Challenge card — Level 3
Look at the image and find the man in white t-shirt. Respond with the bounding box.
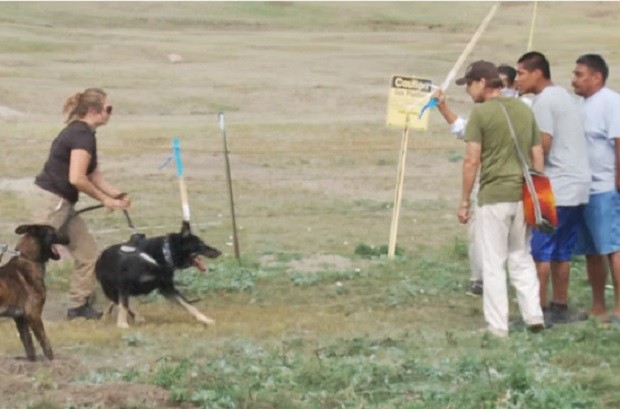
[571,54,620,325]
[516,52,591,324]
[497,64,534,107]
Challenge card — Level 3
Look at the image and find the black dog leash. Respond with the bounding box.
[75,205,139,236]
[57,204,105,239]
[73,191,131,217]
[122,209,137,235]
[60,192,135,237]
[114,193,141,238]
[74,203,105,215]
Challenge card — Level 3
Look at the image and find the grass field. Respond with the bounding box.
[1,2,620,408]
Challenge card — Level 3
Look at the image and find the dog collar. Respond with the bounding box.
[162,236,175,269]
[0,244,20,262]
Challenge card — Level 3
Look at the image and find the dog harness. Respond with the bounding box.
[117,235,175,269]
[162,235,175,269]
[119,245,159,267]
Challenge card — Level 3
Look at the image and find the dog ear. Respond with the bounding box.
[181,221,192,237]
[37,225,69,245]
[15,225,31,235]
[55,232,70,246]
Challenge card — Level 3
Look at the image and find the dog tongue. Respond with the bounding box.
[193,256,206,271]
[52,245,60,258]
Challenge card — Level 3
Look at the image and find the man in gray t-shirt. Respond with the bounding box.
[572,54,620,325]
[516,51,591,324]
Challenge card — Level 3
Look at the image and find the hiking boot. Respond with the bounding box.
[550,302,587,324]
[542,306,554,329]
[466,280,483,297]
[67,303,102,320]
[527,323,545,334]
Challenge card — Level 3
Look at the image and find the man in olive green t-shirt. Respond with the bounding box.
[455,60,546,337]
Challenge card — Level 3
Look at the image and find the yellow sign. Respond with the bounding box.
[386,75,433,131]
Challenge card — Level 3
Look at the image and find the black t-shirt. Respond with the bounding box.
[35,120,98,203]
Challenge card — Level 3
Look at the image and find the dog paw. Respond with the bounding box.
[117,322,130,329]
[198,316,216,326]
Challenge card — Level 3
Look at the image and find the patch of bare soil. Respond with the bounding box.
[0,355,173,409]
[259,253,354,272]
[287,254,353,273]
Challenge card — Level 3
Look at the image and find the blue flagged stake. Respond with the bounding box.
[158,138,185,173]
[158,154,173,170]
[418,97,438,119]
[173,138,184,177]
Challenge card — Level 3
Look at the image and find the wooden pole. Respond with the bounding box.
[219,113,241,261]
[526,1,538,51]
[388,121,410,259]
[439,3,500,93]
[173,138,191,222]
[418,3,500,119]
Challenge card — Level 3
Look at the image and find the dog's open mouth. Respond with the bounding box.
[192,254,206,271]
[50,244,61,260]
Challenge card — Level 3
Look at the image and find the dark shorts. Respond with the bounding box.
[531,205,585,262]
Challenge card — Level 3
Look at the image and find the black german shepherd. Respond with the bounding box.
[94,221,221,328]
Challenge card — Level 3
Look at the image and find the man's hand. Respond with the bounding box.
[457,203,470,224]
[433,89,447,109]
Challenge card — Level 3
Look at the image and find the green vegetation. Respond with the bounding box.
[37,242,618,408]
[45,247,619,409]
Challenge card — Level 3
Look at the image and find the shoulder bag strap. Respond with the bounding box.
[497,101,544,224]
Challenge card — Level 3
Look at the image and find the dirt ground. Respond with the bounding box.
[0,355,173,408]
[1,2,619,408]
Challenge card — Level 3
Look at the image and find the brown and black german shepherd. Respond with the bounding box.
[0,224,68,361]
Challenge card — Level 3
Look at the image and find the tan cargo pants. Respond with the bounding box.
[31,187,99,309]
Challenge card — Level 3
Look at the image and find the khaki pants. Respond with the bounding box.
[475,201,544,335]
[468,176,482,282]
[31,187,99,309]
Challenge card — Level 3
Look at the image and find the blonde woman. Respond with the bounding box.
[32,88,130,320]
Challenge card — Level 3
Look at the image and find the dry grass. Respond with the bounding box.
[1,2,619,407]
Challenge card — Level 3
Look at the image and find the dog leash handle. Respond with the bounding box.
[113,192,137,234]
[123,210,137,233]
